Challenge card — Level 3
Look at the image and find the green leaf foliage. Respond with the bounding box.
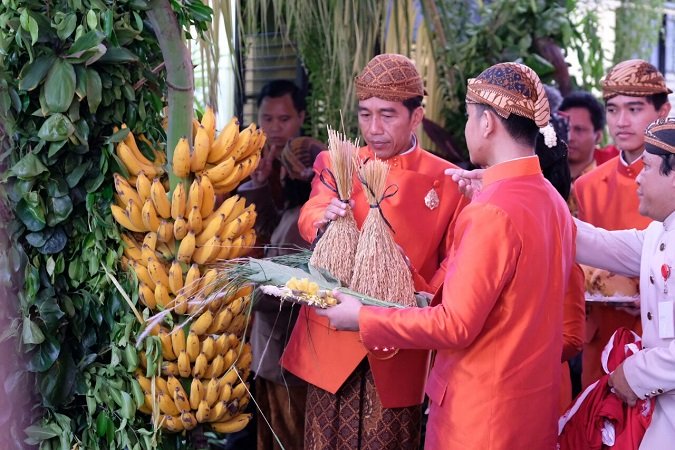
[0,0,175,448]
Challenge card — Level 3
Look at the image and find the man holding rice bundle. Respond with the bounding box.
[281,53,468,448]
[319,62,577,449]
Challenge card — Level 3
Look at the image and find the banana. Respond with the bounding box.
[159,329,177,360]
[173,388,191,413]
[219,382,232,403]
[174,293,188,315]
[220,215,244,242]
[177,350,191,378]
[206,354,225,379]
[201,156,236,184]
[157,219,173,243]
[221,367,239,386]
[140,243,156,264]
[227,234,246,260]
[212,162,243,190]
[227,314,247,336]
[201,336,216,361]
[142,232,157,251]
[238,395,250,412]
[172,137,191,178]
[161,361,180,377]
[203,195,241,230]
[227,296,245,317]
[147,257,170,287]
[190,377,203,410]
[168,261,184,295]
[141,199,161,232]
[186,179,202,214]
[173,216,188,241]
[156,239,175,261]
[191,236,221,265]
[183,264,201,296]
[133,262,155,290]
[122,242,142,262]
[200,106,216,145]
[229,126,254,161]
[111,204,144,233]
[114,173,143,207]
[192,352,208,378]
[176,230,196,263]
[158,392,180,416]
[236,129,264,162]
[154,375,168,394]
[210,400,228,422]
[180,411,198,430]
[191,125,210,173]
[208,117,239,164]
[187,205,203,234]
[117,141,161,178]
[121,124,149,163]
[191,309,213,335]
[196,213,225,247]
[161,414,185,432]
[210,413,251,433]
[171,182,187,220]
[238,152,261,180]
[154,282,170,309]
[236,345,252,372]
[223,348,236,370]
[186,331,200,362]
[135,171,152,203]
[216,238,233,260]
[195,400,210,423]
[199,269,218,297]
[199,175,216,218]
[214,334,230,356]
[205,377,220,407]
[207,308,233,335]
[151,178,172,219]
[136,373,152,394]
[231,382,248,402]
[240,228,256,256]
[170,327,186,356]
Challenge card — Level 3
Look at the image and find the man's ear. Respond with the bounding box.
[594,130,603,145]
[482,108,497,138]
[410,106,424,129]
[657,102,671,119]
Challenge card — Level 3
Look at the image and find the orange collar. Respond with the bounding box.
[616,155,643,179]
[483,156,542,187]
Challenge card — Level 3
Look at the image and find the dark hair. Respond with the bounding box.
[256,80,306,112]
[656,153,675,176]
[476,104,540,147]
[283,178,312,209]
[402,96,424,115]
[536,113,571,200]
[560,91,606,131]
[645,93,670,111]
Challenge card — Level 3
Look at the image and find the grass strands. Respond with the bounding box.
[350,159,416,306]
[309,126,360,285]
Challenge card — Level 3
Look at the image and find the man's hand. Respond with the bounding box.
[315,291,362,331]
[313,198,355,231]
[445,168,485,199]
[250,145,281,187]
[609,362,639,406]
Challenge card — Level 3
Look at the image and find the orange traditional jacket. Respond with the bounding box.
[281,143,467,408]
[359,157,576,449]
[574,155,651,387]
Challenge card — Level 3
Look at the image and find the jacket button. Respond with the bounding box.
[660,243,666,251]
[657,388,664,394]
[647,312,653,320]
[373,346,379,351]
[650,275,655,284]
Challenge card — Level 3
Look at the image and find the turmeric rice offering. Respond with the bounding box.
[258,277,338,308]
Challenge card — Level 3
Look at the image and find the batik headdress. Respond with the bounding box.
[355,53,426,102]
[602,59,672,100]
[466,62,556,147]
[644,117,675,156]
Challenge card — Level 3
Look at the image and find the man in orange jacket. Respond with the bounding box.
[281,54,467,449]
[318,62,576,449]
[574,59,671,388]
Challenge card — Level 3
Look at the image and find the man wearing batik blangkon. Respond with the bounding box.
[281,54,468,449]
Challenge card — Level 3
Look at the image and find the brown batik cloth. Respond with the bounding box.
[602,59,672,100]
[304,361,422,450]
[256,377,307,450]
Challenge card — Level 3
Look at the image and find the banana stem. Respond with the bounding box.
[146,0,194,193]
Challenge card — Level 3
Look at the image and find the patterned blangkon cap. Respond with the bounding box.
[644,117,675,156]
[355,54,426,102]
[466,62,550,128]
[602,59,672,100]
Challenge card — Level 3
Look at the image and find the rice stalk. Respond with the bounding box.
[309,127,360,285]
[350,159,416,306]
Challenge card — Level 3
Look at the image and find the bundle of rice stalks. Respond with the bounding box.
[350,159,416,306]
[309,126,360,285]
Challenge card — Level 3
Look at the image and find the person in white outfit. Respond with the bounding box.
[575,116,675,448]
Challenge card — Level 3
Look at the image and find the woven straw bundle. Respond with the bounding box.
[350,159,415,306]
[309,127,360,286]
